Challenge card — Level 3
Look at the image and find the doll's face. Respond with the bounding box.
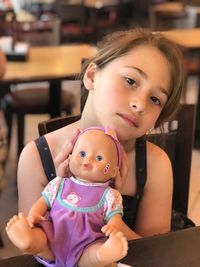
[69,130,119,183]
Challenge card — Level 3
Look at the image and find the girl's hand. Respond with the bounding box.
[55,128,81,177]
[114,147,128,190]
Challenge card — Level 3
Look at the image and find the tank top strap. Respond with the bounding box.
[135,136,147,196]
[122,137,147,229]
[35,136,56,182]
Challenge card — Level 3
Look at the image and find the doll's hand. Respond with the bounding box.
[101,224,119,237]
[27,213,46,227]
[55,129,81,177]
[114,147,128,190]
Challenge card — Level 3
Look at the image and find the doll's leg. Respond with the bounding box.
[78,232,128,267]
[6,212,54,261]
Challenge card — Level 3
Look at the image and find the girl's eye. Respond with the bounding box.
[79,151,86,157]
[150,96,161,106]
[96,155,103,161]
[125,77,136,87]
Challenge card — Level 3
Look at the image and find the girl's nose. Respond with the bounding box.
[129,99,146,114]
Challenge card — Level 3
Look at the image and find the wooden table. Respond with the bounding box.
[84,0,118,8]
[0,44,97,117]
[162,28,200,49]
[162,28,200,147]
[1,226,200,267]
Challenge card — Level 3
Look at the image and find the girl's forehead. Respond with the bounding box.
[102,45,168,70]
[122,45,165,61]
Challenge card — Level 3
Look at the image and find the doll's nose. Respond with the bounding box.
[82,160,92,168]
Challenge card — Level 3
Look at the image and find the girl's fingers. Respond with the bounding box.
[70,128,81,145]
[54,143,73,166]
[54,128,81,166]
[57,158,70,177]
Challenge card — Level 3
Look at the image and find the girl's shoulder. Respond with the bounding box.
[146,140,170,163]
[44,120,81,156]
[146,140,173,185]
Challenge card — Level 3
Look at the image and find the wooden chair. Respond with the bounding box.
[149,2,199,31]
[4,86,75,157]
[54,1,94,43]
[146,104,196,215]
[38,104,196,216]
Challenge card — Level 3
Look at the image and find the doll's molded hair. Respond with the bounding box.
[72,127,123,170]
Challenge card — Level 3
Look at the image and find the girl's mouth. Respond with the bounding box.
[117,113,139,128]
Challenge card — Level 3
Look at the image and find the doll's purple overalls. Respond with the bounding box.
[36,176,123,267]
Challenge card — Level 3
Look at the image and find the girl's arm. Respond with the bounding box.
[18,141,49,215]
[17,127,77,214]
[134,142,173,237]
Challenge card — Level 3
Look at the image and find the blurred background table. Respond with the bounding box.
[0,44,97,117]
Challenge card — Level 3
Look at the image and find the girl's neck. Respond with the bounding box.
[121,139,136,153]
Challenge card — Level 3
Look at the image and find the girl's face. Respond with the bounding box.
[84,45,171,142]
[69,130,119,183]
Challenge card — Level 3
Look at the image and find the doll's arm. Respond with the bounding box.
[27,196,48,226]
[102,187,124,236]
[101,214,124,236]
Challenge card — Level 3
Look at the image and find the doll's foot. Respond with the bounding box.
[6,212,36,253]
[97,232,128,265]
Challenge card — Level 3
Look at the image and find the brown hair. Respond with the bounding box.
[80,28,185,128]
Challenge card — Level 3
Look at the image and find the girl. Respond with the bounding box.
[17,28,184,250]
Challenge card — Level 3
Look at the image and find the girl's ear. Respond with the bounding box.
[83,63,97,90]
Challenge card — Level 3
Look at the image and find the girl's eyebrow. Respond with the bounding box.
[124,66,169,97]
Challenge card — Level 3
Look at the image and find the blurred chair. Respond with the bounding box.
[149,2,200,30]
[84,0,120,42]
[4,84,76,158]
[15,18,60,46]
[38,104,196,217]
[54,1,94,43]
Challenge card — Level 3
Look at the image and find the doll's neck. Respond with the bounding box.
[71,176,110,186]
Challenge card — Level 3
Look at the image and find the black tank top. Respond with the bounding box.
[35,136,147,230]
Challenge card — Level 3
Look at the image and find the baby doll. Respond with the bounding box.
[6,127,128,267]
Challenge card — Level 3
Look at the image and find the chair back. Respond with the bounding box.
[38,114,81,136]
[146,104,196,215]
[38,104,196,215]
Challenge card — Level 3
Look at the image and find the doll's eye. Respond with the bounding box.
[96,155,103,161]
[79,151,86,157]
